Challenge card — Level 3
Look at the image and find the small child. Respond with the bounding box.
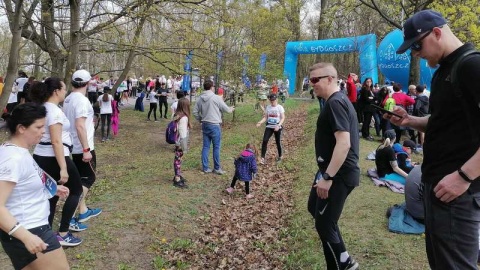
[226,143,258,199]
[173,145,187,188]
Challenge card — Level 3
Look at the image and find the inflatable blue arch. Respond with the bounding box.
[283,34,378,95]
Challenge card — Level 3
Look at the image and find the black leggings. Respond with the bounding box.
[100,113,111,138]
[230,175,250,194]
[261,127,283,158]
[33,155,83,232]
[148,103,157,120]
[158,97,168,117]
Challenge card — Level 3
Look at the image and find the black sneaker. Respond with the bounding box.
[180,176,187,183]
[343,257,359,270]
[173,180,187,188]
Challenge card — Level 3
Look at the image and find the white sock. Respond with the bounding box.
[340,251,349,263]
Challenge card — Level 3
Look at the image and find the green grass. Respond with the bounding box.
[0,97,431,269]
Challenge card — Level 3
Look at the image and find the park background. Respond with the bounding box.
[0,0,480,269]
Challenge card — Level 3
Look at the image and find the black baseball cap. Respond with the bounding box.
[269,94,277,100]
[396,10,447,54]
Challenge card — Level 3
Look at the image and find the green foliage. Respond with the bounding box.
[430,1,480,47]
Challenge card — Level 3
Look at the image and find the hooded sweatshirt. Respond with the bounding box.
[193,90,232,124]
[234,149,258,181]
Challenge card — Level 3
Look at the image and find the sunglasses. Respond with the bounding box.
[410,30,432,51]
[309,75,331,84]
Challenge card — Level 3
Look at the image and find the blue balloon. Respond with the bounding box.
[378,29,437,91]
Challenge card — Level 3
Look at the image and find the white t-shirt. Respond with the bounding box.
[34,102,72,157]
[15,77,28,92]
[171,100,178,113]
[97,94,113,114]
[265,104,285,129]
[149,92,158,103]
[8,92,17,103]
[167,79,173,89]
[63,91,95,154]
[0,144,50,229]
[88,80,98,93]
[177,116,188,139]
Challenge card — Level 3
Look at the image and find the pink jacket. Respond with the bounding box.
[392,92,415,107]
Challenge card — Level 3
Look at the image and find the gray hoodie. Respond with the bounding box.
[193,90,232,124]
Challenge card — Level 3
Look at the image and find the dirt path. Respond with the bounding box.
[161,108,309,269]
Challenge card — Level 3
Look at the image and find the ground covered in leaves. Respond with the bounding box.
[160,109,308,269]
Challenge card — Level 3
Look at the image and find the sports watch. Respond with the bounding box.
[322,173,333,181]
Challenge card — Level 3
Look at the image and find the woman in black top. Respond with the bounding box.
[359,78,377,140]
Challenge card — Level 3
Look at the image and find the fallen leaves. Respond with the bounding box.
[161,108,309,269]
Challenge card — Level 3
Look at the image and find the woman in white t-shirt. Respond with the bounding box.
[97,88,114,142]
[30,78,84,247]
[0,103,70,270]
[256,94,285,164]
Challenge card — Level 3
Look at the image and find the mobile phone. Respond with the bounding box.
[369,104,403,118]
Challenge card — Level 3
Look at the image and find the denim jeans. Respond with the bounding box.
[201,123,222,171]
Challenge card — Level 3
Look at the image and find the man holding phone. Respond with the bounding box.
[391,10,480,269]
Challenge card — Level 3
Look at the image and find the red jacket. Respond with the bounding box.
[346,75,357,103]
[392,92,415,107]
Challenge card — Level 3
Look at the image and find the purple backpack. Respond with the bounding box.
[165,120,178,144]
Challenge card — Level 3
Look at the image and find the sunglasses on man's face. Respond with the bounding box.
[309,75,331,84]
[410,30,432,51]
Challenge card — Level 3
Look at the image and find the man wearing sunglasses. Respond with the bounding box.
[307,63,360,270]
[393,10,480,269]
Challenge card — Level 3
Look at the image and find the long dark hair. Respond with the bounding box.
[175,98,191,128]
[29,77,63,103]
[102,88,111,102]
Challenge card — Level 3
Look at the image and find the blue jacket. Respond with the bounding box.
[234,149,257,181]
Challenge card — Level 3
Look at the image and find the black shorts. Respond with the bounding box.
[72,150,97,189]
[0,224,61,270]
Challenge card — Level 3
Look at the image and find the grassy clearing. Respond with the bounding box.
[283,102,429,270]
[0,96,431,269]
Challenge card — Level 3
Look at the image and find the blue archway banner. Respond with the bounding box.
[283,34,378,95]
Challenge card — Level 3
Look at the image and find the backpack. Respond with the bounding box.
[165,120,178,144]
[449,49,480,143]
[383,93,396,111]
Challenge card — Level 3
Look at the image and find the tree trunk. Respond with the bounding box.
[315,0,328,63]
[64,0,81,89]
[0,0,24,112]
[409,53,420,86]
[111,3,149,92]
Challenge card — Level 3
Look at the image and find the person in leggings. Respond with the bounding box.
[97,88,114,142]
[29,78,83,247]
[147,89,158,121]
[256,94,285,164]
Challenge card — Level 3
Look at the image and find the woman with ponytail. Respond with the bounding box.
[375,129,409,185]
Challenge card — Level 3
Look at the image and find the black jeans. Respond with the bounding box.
[261,127,282,158]
[158,97,168,118]
[361,111,373,138]
[148,103,157,120]
[100,113,111,139]
[424,182,480,270]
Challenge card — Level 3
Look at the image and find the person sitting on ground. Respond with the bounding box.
[225,143,258,199]
[375,129,409,185]
[392,140,416,174]
[404,165,424,224]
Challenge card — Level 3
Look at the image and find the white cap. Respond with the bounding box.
[72,69,91,84]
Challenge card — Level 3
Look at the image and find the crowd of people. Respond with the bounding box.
[1,9,480,270]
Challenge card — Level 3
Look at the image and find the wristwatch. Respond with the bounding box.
[458,168,478,183]
[83,148,91,153]
[322,173,333,181]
